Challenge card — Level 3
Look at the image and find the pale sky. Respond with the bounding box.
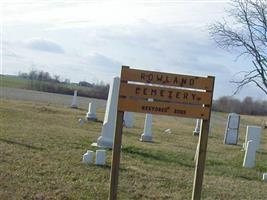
[1,0,266,100]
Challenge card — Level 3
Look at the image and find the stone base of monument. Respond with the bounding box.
[86,112,97,121]
[193,130,200,136]
[140,134,153,142]
[91,136,113,149]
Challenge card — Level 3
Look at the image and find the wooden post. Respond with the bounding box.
[109,111,124,200]
[192,119,210,200]
[192,76,214,200]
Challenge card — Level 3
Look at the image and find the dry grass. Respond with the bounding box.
[0,97,267,200]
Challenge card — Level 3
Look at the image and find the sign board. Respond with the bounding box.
[109,66,215,200]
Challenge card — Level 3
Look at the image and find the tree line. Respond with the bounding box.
[18,70,109,99]
[18,70,266,115]
[213,96,267,116]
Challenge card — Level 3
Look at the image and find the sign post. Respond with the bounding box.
[108,66,215,200]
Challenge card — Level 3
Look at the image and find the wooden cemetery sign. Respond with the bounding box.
[109,66,215,200]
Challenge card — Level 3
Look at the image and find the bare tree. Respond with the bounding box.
[210,0,267,95]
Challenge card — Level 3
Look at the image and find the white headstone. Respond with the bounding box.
[243,140,257,168]
[244,126,262,151]
[193,119,201,136]
[95,150,106,165]
[92,77,120,148]
[82,150,94,164]
[263,173,267,181]
[123,112,134,128]
[140,113,153,142]
[86,101,97,120]
[71,90,78,108]
[224,113,240,145]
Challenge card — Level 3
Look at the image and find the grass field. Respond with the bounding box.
[0,75,29,89]
[1,95,267,199]
[0,75,81,90]
[0,75,107,99]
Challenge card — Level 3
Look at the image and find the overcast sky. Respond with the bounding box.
[1,0,266,100]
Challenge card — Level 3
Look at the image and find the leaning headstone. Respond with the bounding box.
[243,140,257,168]
[140,113,153,142]
[95,150,106,165]
[92,77,120,148]
[71,90,78,108]
[123,112,134,128]
[244,126,262,151]
[82,150,94,164]
[193,119,201,136]
[224,113,240,145]
[86,101,97,120]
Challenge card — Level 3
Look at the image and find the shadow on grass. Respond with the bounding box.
[258,150,267,155]
[87,119,103,124]
[0,138,46,151]
[122,146,194,168]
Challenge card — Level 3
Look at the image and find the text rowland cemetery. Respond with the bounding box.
[1,1,267,200]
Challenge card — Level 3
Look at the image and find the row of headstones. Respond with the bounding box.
[70,81,153,147]
[92,77,153,148]
[71,78,153,165]
[72,77,266,180]
[82,150,106,165]
[194,113,263,169]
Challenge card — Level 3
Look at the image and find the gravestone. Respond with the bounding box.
[86,101,97,120]
[244,126,262,151]
[123,112,134,128]
[71,90,78,108]
[243,140,256,168]
[193,119,201,136]
[140,113,153,142]
[224,113,240,145]
[92,77,120,148]
[95,150,106,165]
[82,150,94,164]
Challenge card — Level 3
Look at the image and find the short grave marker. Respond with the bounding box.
[95,150,106,165]
[140,113,153,142]
[82,150,94,164]
[123,112,134,128]
[86,101,97,120]
[193,119,201,136]
[71,90,78,108]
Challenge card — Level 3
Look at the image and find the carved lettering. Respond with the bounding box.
[135,87,141,94]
